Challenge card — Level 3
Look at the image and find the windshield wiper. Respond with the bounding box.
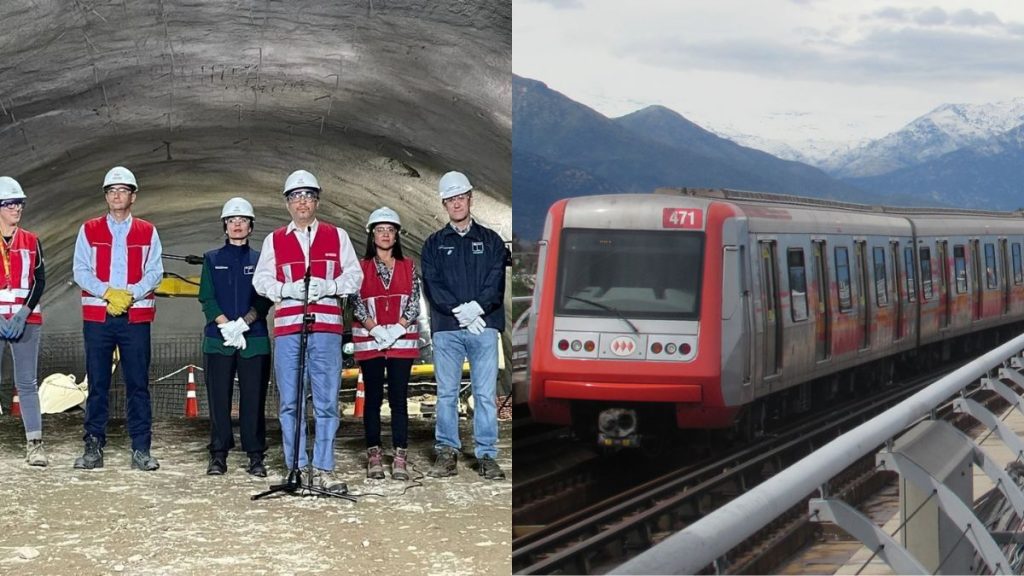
[565,295,640,335]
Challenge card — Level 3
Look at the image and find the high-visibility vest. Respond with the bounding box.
[0,228,42,324]
[80,216,157,323]
[352,258,419,361]
[272,223,345,336]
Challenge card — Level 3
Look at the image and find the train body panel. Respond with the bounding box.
[527,189,1024,442]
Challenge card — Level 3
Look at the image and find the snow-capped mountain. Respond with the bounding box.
[824,98,1024,178]
[717,129,867,167]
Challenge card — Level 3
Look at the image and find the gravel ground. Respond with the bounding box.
[0,412,511,575]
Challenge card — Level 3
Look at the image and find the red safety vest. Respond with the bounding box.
[80,216,157,323]
[0,229,42,324]
[272,223,345,336]
[353,258,419,361]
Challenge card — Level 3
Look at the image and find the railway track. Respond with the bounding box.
[511,371,956,575]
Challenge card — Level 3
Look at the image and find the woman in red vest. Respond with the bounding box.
[351,207,420,480]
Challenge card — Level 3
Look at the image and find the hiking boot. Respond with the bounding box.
[73,435,104,470]
[131,450,160,471]
[477,456,506,480]
[427,447,458,478]
[392,447,410,481]
[246,453,268,478]
[26,439,48,467]
[366,446,385,480]
[206,453,227,476]
[310,468,348,495]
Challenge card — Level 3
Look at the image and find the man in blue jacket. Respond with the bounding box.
[421,171,506,480]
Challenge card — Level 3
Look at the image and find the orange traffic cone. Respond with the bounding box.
[184,365,199,418]
[354,368,365,418]
[11,392,21,417]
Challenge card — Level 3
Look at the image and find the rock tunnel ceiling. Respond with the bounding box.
[0,0,511,330]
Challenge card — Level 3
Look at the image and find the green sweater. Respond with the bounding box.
[198,257,272,357]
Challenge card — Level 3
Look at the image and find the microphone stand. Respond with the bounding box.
[253,225,355,502]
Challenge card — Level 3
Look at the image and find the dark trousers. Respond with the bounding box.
[358,356,414,449]
[83,317,152,452]
[204,352,270,456]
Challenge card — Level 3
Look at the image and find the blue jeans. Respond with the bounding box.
[83,317,153,452]
[433,328,499,459]
[274,332,341,470]
[2,324,42,440]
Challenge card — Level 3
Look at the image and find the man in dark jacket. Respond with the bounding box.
[421,171,506,480]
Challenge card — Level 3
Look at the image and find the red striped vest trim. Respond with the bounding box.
[353,257,419,360]
[80,216,157,323]
[0,229,42,324]
[272,223,345,336]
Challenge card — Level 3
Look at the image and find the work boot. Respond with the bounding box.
[427,447,458,478]
[392,447,410,481]
[366,446,385,480]
[206,453,227,476]
[26,439,48,467]
[73,435,104,470]
[311,468,349,495]
[477,456,506,480]
[246,453,268,478]
[131,450,160,471]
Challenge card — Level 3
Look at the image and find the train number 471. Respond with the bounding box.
[663,208,704,229]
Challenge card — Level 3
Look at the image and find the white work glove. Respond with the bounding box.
[452,301,484,327]
[466,316,486,335]
[280,281,307,301]
[229,332,248,350]
[369,325,390,347]
[386,323,408,343]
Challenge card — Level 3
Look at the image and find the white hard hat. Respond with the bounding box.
[438,171,472,200]
[282,170,321,196]
[221,197,255,220]
[366,206,401,232]
[0,176,26,201]
[103,166,137,191]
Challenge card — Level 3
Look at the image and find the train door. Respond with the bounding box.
[972,240,982,320]
[855,241,870,350]
[938,241,951,329]
[759,241,781,377]
[813,240,830,362]
[891,241,903,341]
[1000,239,1010,314]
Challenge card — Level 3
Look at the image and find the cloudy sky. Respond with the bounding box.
[514,0,1024,151]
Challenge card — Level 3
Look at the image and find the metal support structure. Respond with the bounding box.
[808,498,927,574]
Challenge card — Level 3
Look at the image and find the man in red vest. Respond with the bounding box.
[253,169,363,494]
[72,166,164,471]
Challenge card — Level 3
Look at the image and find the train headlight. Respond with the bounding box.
[571,340,583,352]
[665,343,678,354]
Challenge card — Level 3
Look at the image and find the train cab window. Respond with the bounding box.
[985,243,998,289]
[872,246,888,306]
[904,247,917,303]
[555,228,704,320]
[835,246,853,312]
[954,245,968,293]
[1013,243,1023,285]
[787,248,808,322]
[919,246,933,300]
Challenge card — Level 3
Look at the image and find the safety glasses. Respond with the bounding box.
[286,189,319,203]
[0,199,25,210]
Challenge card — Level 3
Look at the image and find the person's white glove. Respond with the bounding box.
[229,332,248,350]
[280,281,307,301]
[369,325,389,346]
[386,323,408,343]
[453,301,484,327]
[466,316,486,335]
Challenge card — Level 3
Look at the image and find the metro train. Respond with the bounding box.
[526,188,1024,445]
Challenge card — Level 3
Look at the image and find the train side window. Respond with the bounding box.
[835,246,853,312]
[919,246,933,301]
[904,247,917,302]
[787,248,808,322]
[985,242,998,289]
[873,246,888,306]
[954,245,968,293]
[1013,243,1023,285]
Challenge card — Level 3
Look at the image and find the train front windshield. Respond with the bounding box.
[555,228,704,320]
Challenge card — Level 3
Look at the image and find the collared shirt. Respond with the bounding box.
[352,257,421,324]
[252,218,363,302]
[72,213,164,300]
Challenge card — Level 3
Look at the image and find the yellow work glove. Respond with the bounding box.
[103,287,133,316]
